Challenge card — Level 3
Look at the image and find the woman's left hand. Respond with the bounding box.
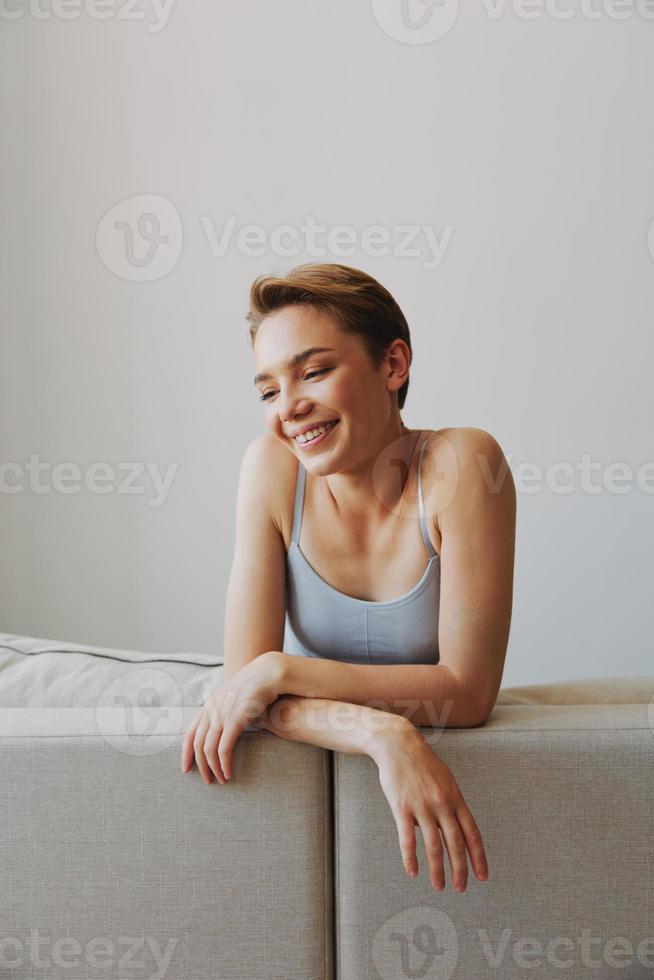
[181,651,284,784]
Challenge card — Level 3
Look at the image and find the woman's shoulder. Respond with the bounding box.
[254,432,300,482]
[420,426,505,467]
[242,433,299,539]
[417,426,506,531]
[421,425,500,446]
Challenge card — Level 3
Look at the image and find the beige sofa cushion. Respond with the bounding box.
[497,675,654,704]
[0,632,224,708]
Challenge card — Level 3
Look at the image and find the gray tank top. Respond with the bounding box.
[283,439,441,665]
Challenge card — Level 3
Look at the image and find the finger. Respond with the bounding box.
[394,810,418,878]
[203,726,226,785]
[181,708,205,772]
[416,815,445,891]
[218,723,241,781]
[456,803,489,881]
[193,714,214,784]
[204,691,221,728]
[438,814,470,892]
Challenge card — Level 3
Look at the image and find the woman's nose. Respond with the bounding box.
[278,390,311,422]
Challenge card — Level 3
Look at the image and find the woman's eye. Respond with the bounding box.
[259,368,331,402]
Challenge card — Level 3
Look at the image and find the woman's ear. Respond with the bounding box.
[386,339,411,391]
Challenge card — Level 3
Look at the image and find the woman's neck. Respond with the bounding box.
[321,424,423,527]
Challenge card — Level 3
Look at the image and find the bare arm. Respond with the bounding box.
[256,692,415,754]
[274,659,485,728]
[255,693,490,892]
[221,435,288,676]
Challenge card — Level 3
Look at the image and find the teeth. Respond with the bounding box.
[295,420,337,444]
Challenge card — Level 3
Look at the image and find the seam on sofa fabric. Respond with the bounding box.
[0,643,223,668]
[420,725,653,732]
[3,726,652,741]
[324,749,335,980]
[333,751,340,980]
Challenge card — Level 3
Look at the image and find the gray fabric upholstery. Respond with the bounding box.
[3,631,653,980]
[334,703,654,980]
[0,632,223,708]
[0,634,332,980]
[497,675,654,705]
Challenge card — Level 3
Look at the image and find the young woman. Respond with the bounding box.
[182,263,516,894]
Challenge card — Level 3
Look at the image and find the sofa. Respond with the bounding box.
[1,631,652,980]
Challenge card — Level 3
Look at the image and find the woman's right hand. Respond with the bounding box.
[370,722,489,892]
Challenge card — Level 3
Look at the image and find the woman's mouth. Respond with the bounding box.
[293,419,339,450]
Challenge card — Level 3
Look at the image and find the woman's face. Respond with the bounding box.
[253,304,405,470]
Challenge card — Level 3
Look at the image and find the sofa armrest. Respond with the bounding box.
[0,708,334,980]
[334,702,654,980]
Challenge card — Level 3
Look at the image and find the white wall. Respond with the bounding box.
[1,0,652,685]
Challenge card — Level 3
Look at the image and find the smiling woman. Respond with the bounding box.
[182,262,516,894]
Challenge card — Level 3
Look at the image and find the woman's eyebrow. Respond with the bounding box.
[253,347,336,386]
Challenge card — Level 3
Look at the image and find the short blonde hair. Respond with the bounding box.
[246,263,412,410]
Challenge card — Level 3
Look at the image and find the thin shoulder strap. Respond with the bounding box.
[290,461,307,545]
[417,439,438,559]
